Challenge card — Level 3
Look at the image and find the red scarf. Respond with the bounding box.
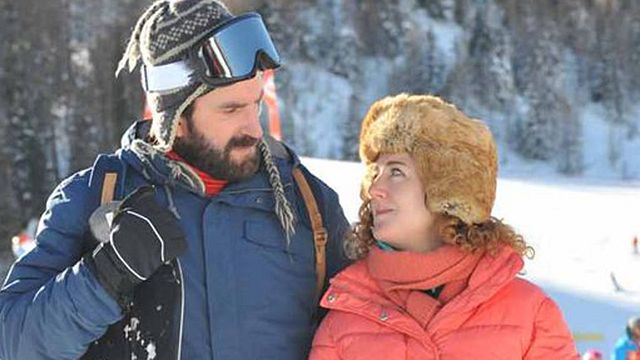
[367,245,482,328]
[166,151,227,196]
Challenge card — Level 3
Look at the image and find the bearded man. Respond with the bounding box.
[0,1,350,359]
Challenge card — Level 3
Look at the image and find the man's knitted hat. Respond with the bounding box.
[116,0,233,152]
[359,94,498,225]
[116,0,296,241]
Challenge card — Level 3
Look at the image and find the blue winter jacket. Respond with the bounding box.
[612,334,639,360]
[0,121,350,359]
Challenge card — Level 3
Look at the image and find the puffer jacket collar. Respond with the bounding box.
[320,247,524,339]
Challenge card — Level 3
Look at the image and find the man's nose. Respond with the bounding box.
[244,104,264,139]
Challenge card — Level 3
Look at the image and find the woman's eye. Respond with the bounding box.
[390,168,404,176]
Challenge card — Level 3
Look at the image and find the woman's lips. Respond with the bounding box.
[374,208,393,217]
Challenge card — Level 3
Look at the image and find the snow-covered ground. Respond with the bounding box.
[302,156,640,357]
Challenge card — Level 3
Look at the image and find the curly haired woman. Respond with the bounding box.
[310,94,578,360]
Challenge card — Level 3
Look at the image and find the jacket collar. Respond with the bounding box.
[321,247,524,337]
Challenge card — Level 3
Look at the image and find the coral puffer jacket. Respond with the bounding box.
[310,248,578,360]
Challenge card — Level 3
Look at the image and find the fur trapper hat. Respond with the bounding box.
[116,0,232,152]
[359,94,498,225]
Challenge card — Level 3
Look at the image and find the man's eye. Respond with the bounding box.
[222,107,239,114]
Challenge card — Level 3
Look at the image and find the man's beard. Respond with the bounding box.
[173,128,261,182]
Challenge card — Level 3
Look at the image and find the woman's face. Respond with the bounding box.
[368,153,441,252]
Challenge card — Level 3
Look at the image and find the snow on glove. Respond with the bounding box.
[85,186,187,308]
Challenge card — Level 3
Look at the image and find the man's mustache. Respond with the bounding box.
[227,135,259,149]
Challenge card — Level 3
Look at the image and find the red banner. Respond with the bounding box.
[263,69,282,140]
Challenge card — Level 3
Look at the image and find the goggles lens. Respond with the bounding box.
[201,13,280,81]
[141,13,280,92]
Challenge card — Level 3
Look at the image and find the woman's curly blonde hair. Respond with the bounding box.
[344,199,535,261]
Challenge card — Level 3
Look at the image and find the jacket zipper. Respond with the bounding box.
[176,259,185,360]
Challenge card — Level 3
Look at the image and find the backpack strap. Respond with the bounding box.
[263,136,328,300]
[88,154,127,205]
[292,167,327,301]
[100,172,118,205]
[83,154,126,254]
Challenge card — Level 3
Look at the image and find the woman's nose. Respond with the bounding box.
[368,177,387,199]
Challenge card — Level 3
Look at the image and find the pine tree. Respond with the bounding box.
[393,28,446,95]
[466,4,515,112]
[512,12,564,162]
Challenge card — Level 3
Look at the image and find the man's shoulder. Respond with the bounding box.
[51,166,95,200]
[49,152,126,204]
[264,135,292,162]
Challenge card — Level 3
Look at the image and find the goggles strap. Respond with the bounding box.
[141,61,194,93]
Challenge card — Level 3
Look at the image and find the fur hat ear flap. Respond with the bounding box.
[359,94,498,225]
[359,98,390,162]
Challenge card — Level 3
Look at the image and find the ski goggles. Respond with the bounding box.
[141,13,280,92]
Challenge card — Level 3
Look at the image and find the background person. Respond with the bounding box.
[612,317,640,360]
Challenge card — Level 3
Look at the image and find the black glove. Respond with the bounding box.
[85,186,187,307]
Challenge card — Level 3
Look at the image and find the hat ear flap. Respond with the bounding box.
[359,101,383,163]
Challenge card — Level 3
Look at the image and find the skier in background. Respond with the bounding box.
[9,218,37,259]
[613,317,640,360]
[582,349,603,360]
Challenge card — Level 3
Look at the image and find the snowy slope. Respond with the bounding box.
[302,156,640,357]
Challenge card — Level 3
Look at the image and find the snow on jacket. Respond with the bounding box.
[310,247,578,360]
[0,121,350,360]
